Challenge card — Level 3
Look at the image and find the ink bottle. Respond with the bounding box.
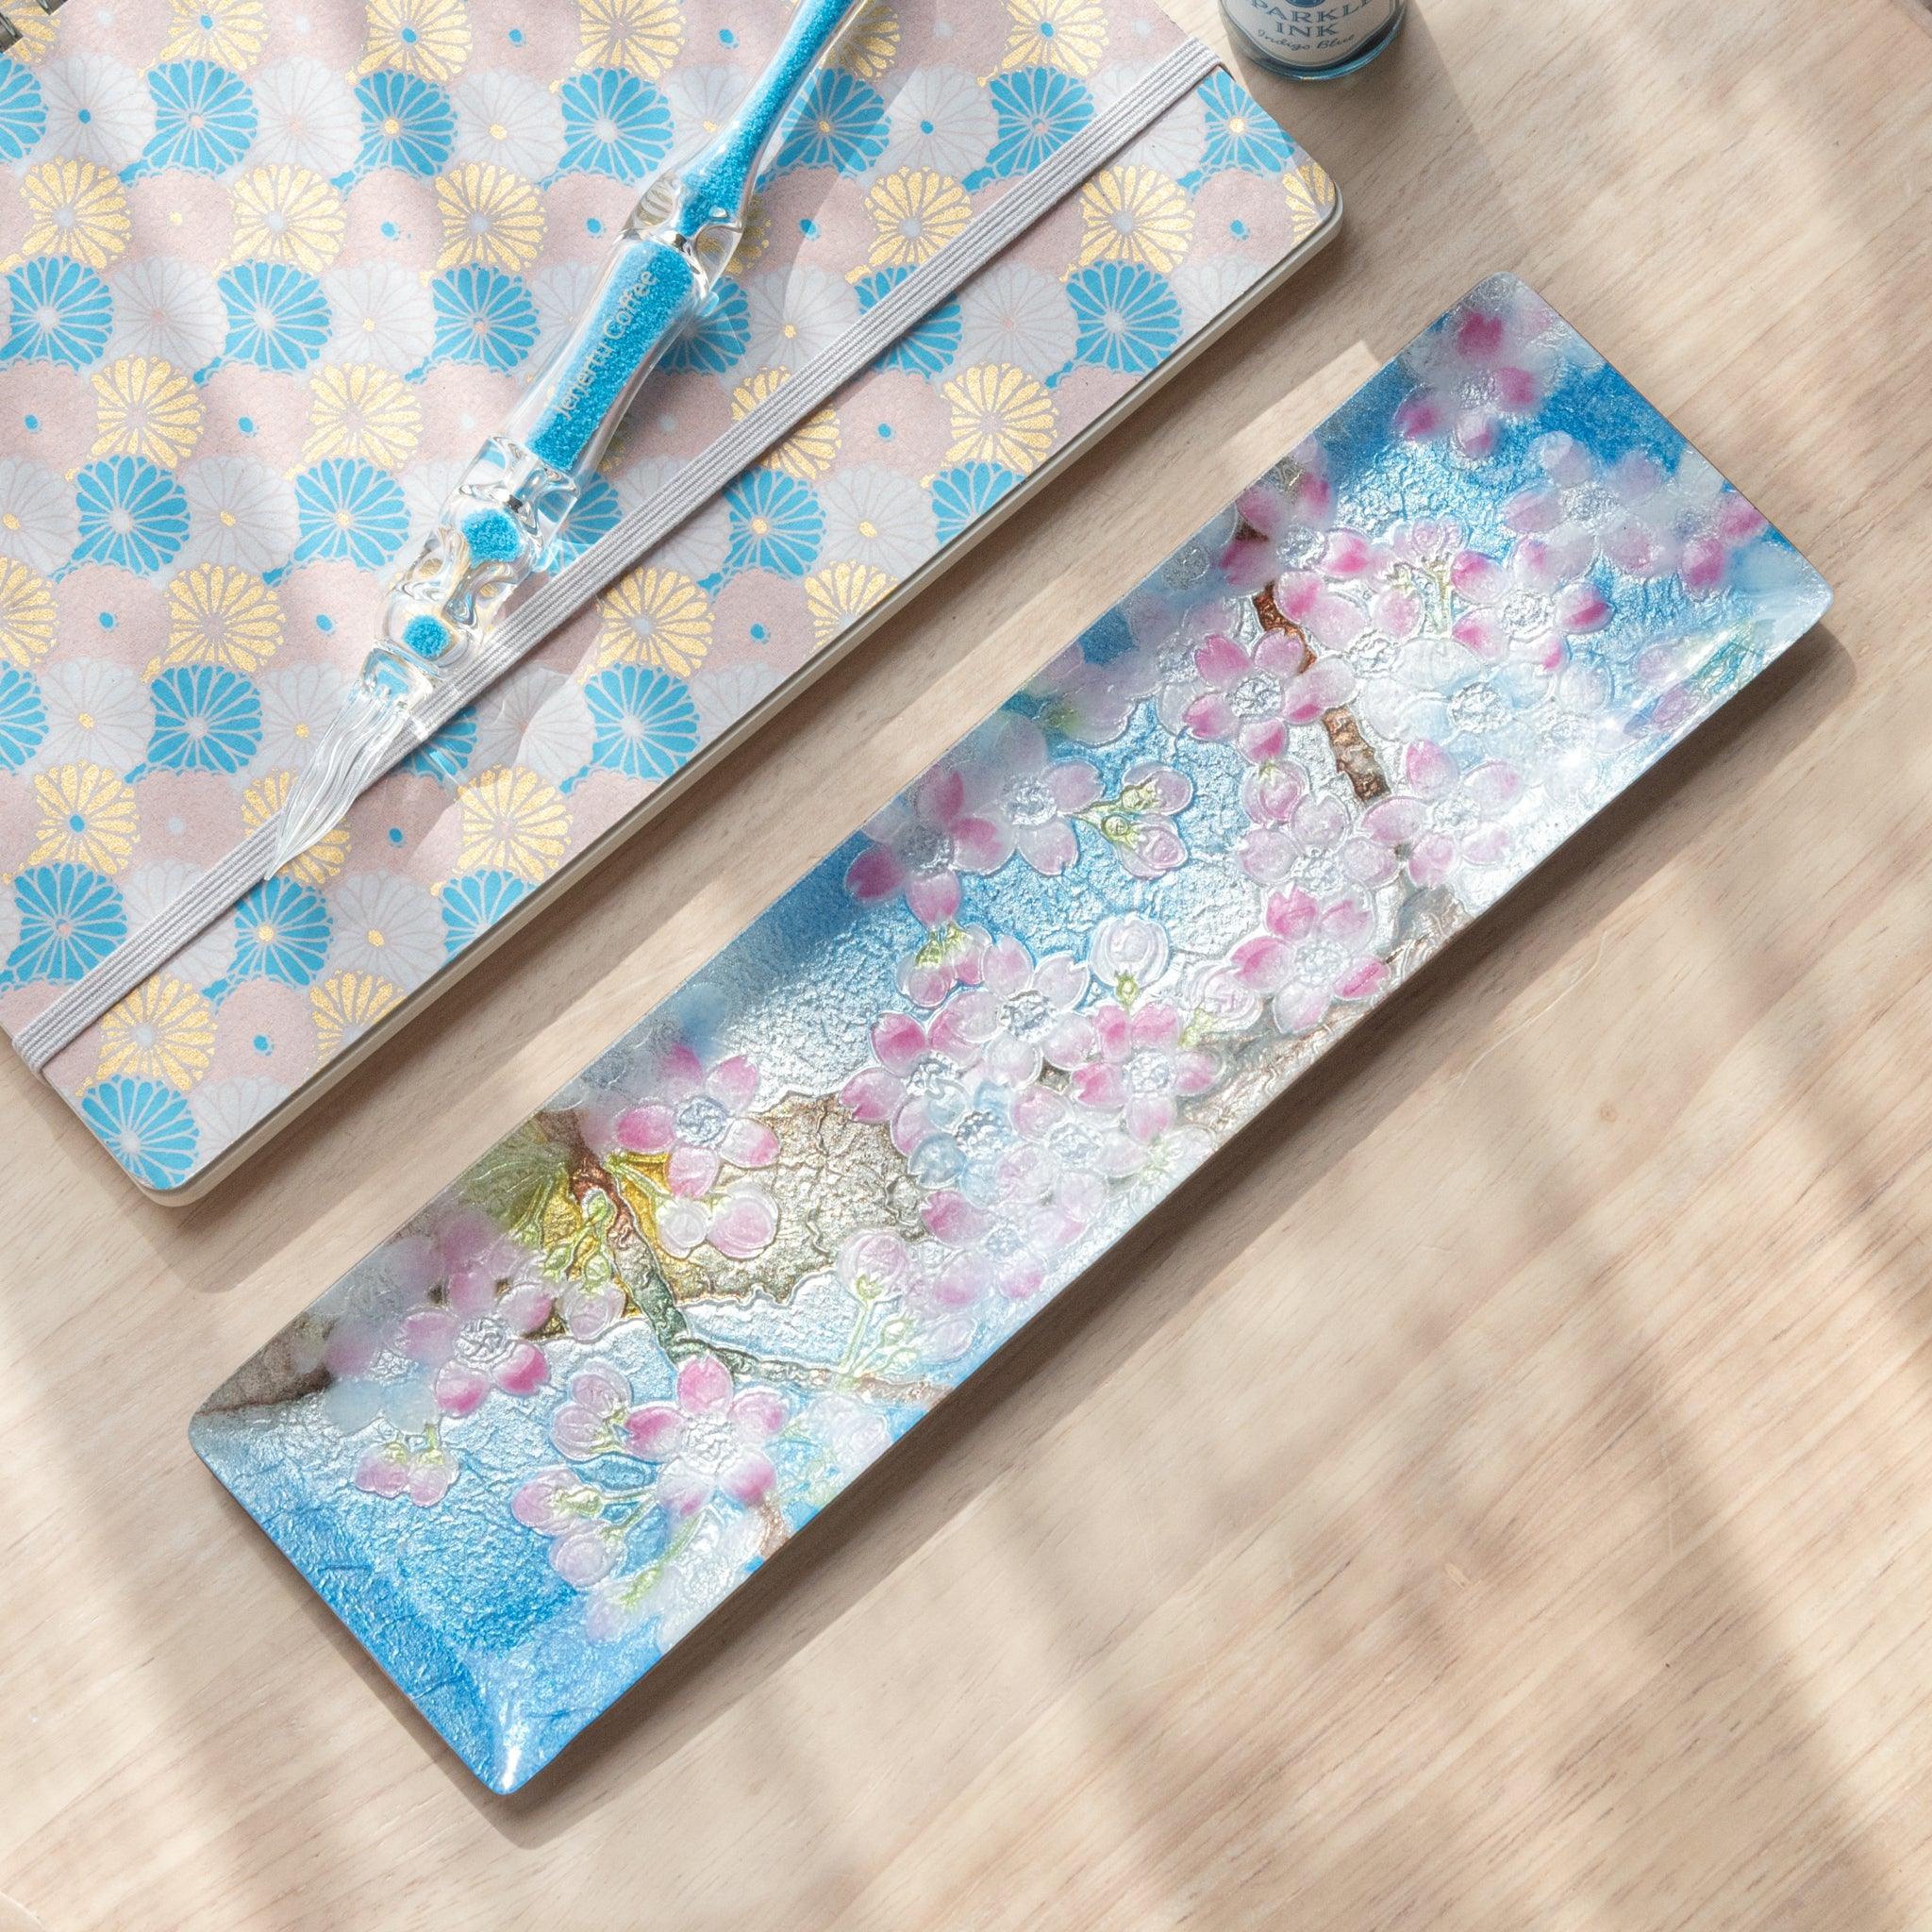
[1222,0,1407,78]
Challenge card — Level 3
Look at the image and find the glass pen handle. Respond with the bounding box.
[269,229,704,868]
[272,0,864,866]
[340,0,865,719]
[670,0,866,240]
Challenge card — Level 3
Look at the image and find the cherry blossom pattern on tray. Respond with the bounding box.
[192,275,1831,1792]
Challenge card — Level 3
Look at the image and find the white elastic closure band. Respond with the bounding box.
[17,38,1218,1073]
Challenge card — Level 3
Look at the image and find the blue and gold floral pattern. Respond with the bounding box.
[79,1074,197,1187]
[773,68,889,176]
[0,58,44,162]
[223,874,332,990]
[1067,258,1183,372]
[0,663,47,770]
[556,68,674,181]
[982,65,1092,183]
[0,0,1337,1191]
[584,661,700,781]
[355,67,455,176]
[3,254,112,364]
[142,59,258,175]
[291,458,409,571]
[142,663,261,774]
[218,260,332,372]
[427,262,538,369]
[71,457,191,574]
[438,865,525,953]
[1,861,125,984]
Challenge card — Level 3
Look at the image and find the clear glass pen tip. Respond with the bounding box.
[271,681,408,872]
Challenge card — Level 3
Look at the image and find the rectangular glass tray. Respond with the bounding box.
[193,275,1831,1790]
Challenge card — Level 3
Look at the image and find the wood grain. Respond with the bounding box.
[5,1,1931,1925]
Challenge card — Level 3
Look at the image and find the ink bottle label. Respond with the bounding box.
[1222,0,1407,78]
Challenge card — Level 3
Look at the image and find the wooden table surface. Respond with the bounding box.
[7,2,1932,1925]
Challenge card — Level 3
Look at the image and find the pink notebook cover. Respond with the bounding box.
[0,0,1338,1193]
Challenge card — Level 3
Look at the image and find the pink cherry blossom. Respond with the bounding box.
[1181,625,1357,765]
[1607,450,1771,599]
[400,1269,552,1418]
[1448,536,1609,670]
[558,1273,627,1344]
[1507,440,1772,599]
[841,1008,974,1154]
[892,1239,983,1361]
[983,1117,1117,1214]
[1235,756,1310,879]
[1361,740,1524,889]
[897,1066,1041,1209]
[1527,660,1622,807]
[1379,518,1465,577]
[897,920,989,1008]
[1111,1120,1216,1212]
[1671,490,1769,598]
[593,1046,782,1264]
[818,1225,975,1361]
[513,1465,608,1533]
[1133,581,1260,731]
[1231,886,1391,1034]
[929,936,1093,1086]
[319,1267,440,1437]
[1237,758,1394,892]
[1504,431,1678,577]
[1393,282,1561,459]
[1004,1077,1215,1206]
[1337,559,1497,750]
[1066,997,1219,1142]
[607,1045,779,1199]
[622,1355,789,1518]
[549,1524,629,1589]
[1357,558,1434,659]
[1092,760,1191,878]
[1027,639,1161,744]
[974,713,1103,875]
[549,1362,636,1461]
[656,1179,779,1262]
[1185,957,1266,1036]
[1007,1080,1145,1185]
[1216,438,1378,595]
[1087,912,1170,997]
[386,1203,533,1306]
[1273,566,1372,656]
[512,1467,624,1585]
[582,1508,765,1644]
[796,1392,892,1484]
[920,1180,1100,1307]
[355,1435,457,1507]
[830,1227,914,1299]
[845,759,1013,925]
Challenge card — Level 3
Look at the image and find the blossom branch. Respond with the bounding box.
[1244,531,1389,803]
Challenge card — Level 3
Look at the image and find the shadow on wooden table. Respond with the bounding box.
[218,626,1881,1925]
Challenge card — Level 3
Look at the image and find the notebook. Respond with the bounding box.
[0,0,1340,1193]
[193,275,1832,1790]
